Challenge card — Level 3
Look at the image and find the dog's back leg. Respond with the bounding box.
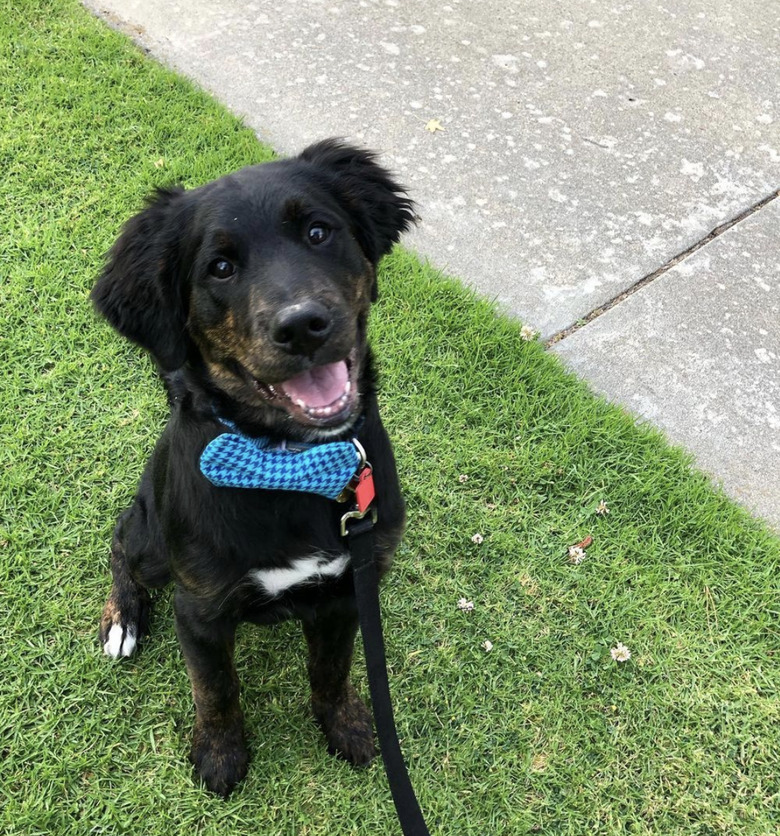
[100,492,170,659]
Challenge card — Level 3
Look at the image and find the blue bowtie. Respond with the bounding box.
[199,430,362,500]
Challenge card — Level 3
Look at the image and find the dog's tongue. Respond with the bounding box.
[279,360,349,408]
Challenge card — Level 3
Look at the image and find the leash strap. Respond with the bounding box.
[347,517,431,836]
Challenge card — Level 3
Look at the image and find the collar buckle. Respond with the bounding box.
[338,438,378,535]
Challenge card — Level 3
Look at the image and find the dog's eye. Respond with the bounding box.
[208,258,235,279]
[307,224,331,246]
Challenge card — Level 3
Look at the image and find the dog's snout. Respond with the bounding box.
[270,302,333,355]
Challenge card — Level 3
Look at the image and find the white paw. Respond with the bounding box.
[103,623,137,659]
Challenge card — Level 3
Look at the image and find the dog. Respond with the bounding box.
[92,140,415,796]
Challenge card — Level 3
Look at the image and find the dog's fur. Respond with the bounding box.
[92,140,414,796]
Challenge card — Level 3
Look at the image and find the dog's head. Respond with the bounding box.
[92,140,414,437]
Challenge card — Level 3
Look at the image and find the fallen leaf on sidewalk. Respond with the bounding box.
[425,119,445,133]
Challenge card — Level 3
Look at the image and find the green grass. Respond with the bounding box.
[2,2,779,834]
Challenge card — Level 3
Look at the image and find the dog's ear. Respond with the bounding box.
[91,187,191,371]
[299,140,416,294]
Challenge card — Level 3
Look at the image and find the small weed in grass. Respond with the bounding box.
[2,2,779,835]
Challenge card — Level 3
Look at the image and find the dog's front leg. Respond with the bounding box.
[302,602,376,766]
[174,588,248,797]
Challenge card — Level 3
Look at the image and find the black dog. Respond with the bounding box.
[92,140,415,796]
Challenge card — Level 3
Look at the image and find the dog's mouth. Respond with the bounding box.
[251,351,359,428]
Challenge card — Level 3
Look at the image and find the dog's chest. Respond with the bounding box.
[249,551,350,597]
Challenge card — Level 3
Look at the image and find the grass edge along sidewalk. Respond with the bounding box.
[1,1,779,834]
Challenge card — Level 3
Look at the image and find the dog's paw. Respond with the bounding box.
[190,724,249,798]
[102,621,137,659]
[314,686,376,767]
[99,596,148,659]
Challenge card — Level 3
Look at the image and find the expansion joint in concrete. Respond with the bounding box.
[545,187,780,348]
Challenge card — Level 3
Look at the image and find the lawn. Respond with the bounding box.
[1,1,779,834]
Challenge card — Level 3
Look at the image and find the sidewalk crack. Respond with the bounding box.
[545,187,780,347]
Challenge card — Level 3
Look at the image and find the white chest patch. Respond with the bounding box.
[250,552,350,598]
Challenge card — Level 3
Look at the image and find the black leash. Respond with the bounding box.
[344,514,431,836]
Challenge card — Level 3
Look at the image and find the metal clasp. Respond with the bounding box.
[338,437,377,535]
[340,506,378,537]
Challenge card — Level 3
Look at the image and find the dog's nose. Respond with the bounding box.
[270,302,333,355]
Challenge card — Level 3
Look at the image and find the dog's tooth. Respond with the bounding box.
[344,381,351,395]
[294,399,306,408]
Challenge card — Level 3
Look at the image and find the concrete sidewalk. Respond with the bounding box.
[85,0,780,529]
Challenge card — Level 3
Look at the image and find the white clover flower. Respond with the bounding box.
[568,546,586,564]
[482,640,493,652]
[520,324,537,341]
[457,598,475,612]
[471,533,484,545]
[610,642,631,662]
[596,500,610,516]
[458,474,469,483]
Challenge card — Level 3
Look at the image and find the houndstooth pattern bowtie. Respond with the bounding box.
[199,431,362,500]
